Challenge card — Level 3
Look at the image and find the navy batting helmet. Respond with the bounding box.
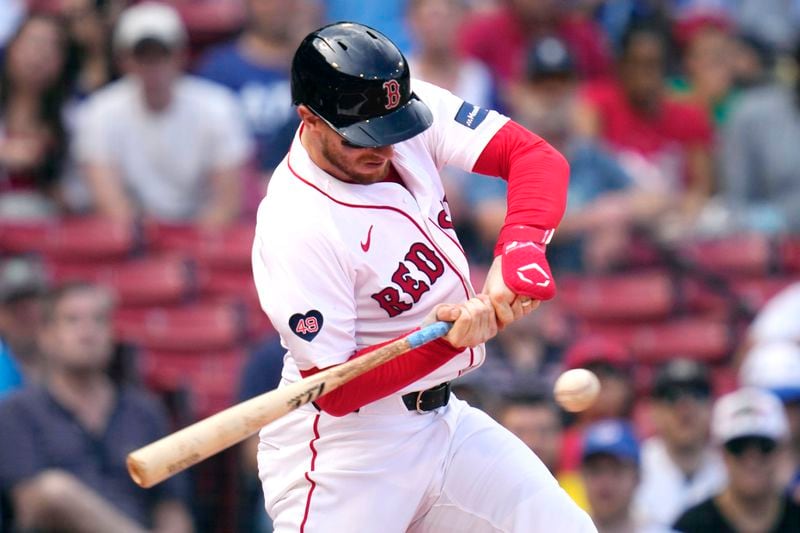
[291,22,433,148]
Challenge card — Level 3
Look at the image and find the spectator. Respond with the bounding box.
[576,23,715,221]
[559,336,636,472]
[739,341,800,502]
[580,419,666,532]
[0,257,48,396]
[458,0,613,88]
[670,17,737,127]
[718,41,800,234]
[508,36,670,272]
[75,2,252,227]
[0,14,72,219]
[636,359,726,528]
[497,392,589,510]
[0,281,193,532]
[674,387,800,532]
[196,0,310,179]
[60,0,116,98]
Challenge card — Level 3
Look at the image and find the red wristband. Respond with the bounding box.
[500,240,556,301]
[494,225,555,258]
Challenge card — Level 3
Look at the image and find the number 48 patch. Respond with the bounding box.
[289,310,324,341]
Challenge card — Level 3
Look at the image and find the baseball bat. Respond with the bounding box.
[127,321,452,488]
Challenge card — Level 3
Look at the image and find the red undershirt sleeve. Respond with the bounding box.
[472,120,570,256]
[299,333,462,416]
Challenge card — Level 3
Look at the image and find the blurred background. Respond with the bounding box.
[0,0,799,532]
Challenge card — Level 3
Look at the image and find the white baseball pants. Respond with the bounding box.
[257,395,596,532]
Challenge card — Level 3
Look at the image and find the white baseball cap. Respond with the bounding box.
[114,2,187,52]
[712,387,789,444]
[740,341,800,403]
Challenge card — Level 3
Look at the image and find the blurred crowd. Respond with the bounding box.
[0,0,799,532]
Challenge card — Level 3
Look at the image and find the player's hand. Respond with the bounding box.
[426,295,498,348]
[481,254,541,330]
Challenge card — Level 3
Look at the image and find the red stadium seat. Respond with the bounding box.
[682,235,771,275]
[139,348,246,417]
[145,222,254,269]
[196,265,256,296]
[583,317,733,364]
[50,255,194,306]
[0,217,136,260]
[115,301,245,352]
[558,271,675,321]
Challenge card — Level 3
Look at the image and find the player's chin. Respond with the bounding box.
[354,161,390,183]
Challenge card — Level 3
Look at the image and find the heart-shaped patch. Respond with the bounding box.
[289,310,324,341]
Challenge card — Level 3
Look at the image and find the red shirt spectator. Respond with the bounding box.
[575,25,715,214]
[581,80,713,163]
[458,4,612,84]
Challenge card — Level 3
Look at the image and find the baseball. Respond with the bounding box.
[554,368,601,412]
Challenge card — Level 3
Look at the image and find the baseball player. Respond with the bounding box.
[252,22,595,532]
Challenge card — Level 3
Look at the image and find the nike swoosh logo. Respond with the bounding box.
[361,225,374,252]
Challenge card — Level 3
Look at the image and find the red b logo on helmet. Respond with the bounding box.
[383,80,401,110]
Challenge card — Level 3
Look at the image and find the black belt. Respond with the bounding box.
[402,382,451,413]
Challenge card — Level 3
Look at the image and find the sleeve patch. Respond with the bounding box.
[454,101,489,130]
[289,310,323,341]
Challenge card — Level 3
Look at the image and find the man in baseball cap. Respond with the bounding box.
[580,420,661,533]
[674,388,800,532]
[740,341,800,502]
[75,2,251,225]
[636,359,725,527]
[113,2,187,53]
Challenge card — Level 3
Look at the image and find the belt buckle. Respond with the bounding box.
[414,390,427,414]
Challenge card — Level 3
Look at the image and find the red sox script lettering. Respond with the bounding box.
[371,242,445,317]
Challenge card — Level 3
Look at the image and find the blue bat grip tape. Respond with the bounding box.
[407,321,452,349]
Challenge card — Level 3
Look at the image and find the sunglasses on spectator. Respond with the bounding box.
[724,436,777,457]
[654,385,711,403]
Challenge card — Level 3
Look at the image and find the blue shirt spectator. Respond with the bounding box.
[0,385,189,528]
[196,43,297,172]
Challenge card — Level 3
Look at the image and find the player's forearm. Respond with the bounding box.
[299,336,461,416]
[472,120,569,256]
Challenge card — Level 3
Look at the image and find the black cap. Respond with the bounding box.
[651,359,711,400]
[526,36,574,80]
[291,22,433,148]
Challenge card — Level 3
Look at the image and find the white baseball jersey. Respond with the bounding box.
[252,79,508,393]
[252,79,597,533]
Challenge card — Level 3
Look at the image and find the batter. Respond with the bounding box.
[252,22,595,533]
